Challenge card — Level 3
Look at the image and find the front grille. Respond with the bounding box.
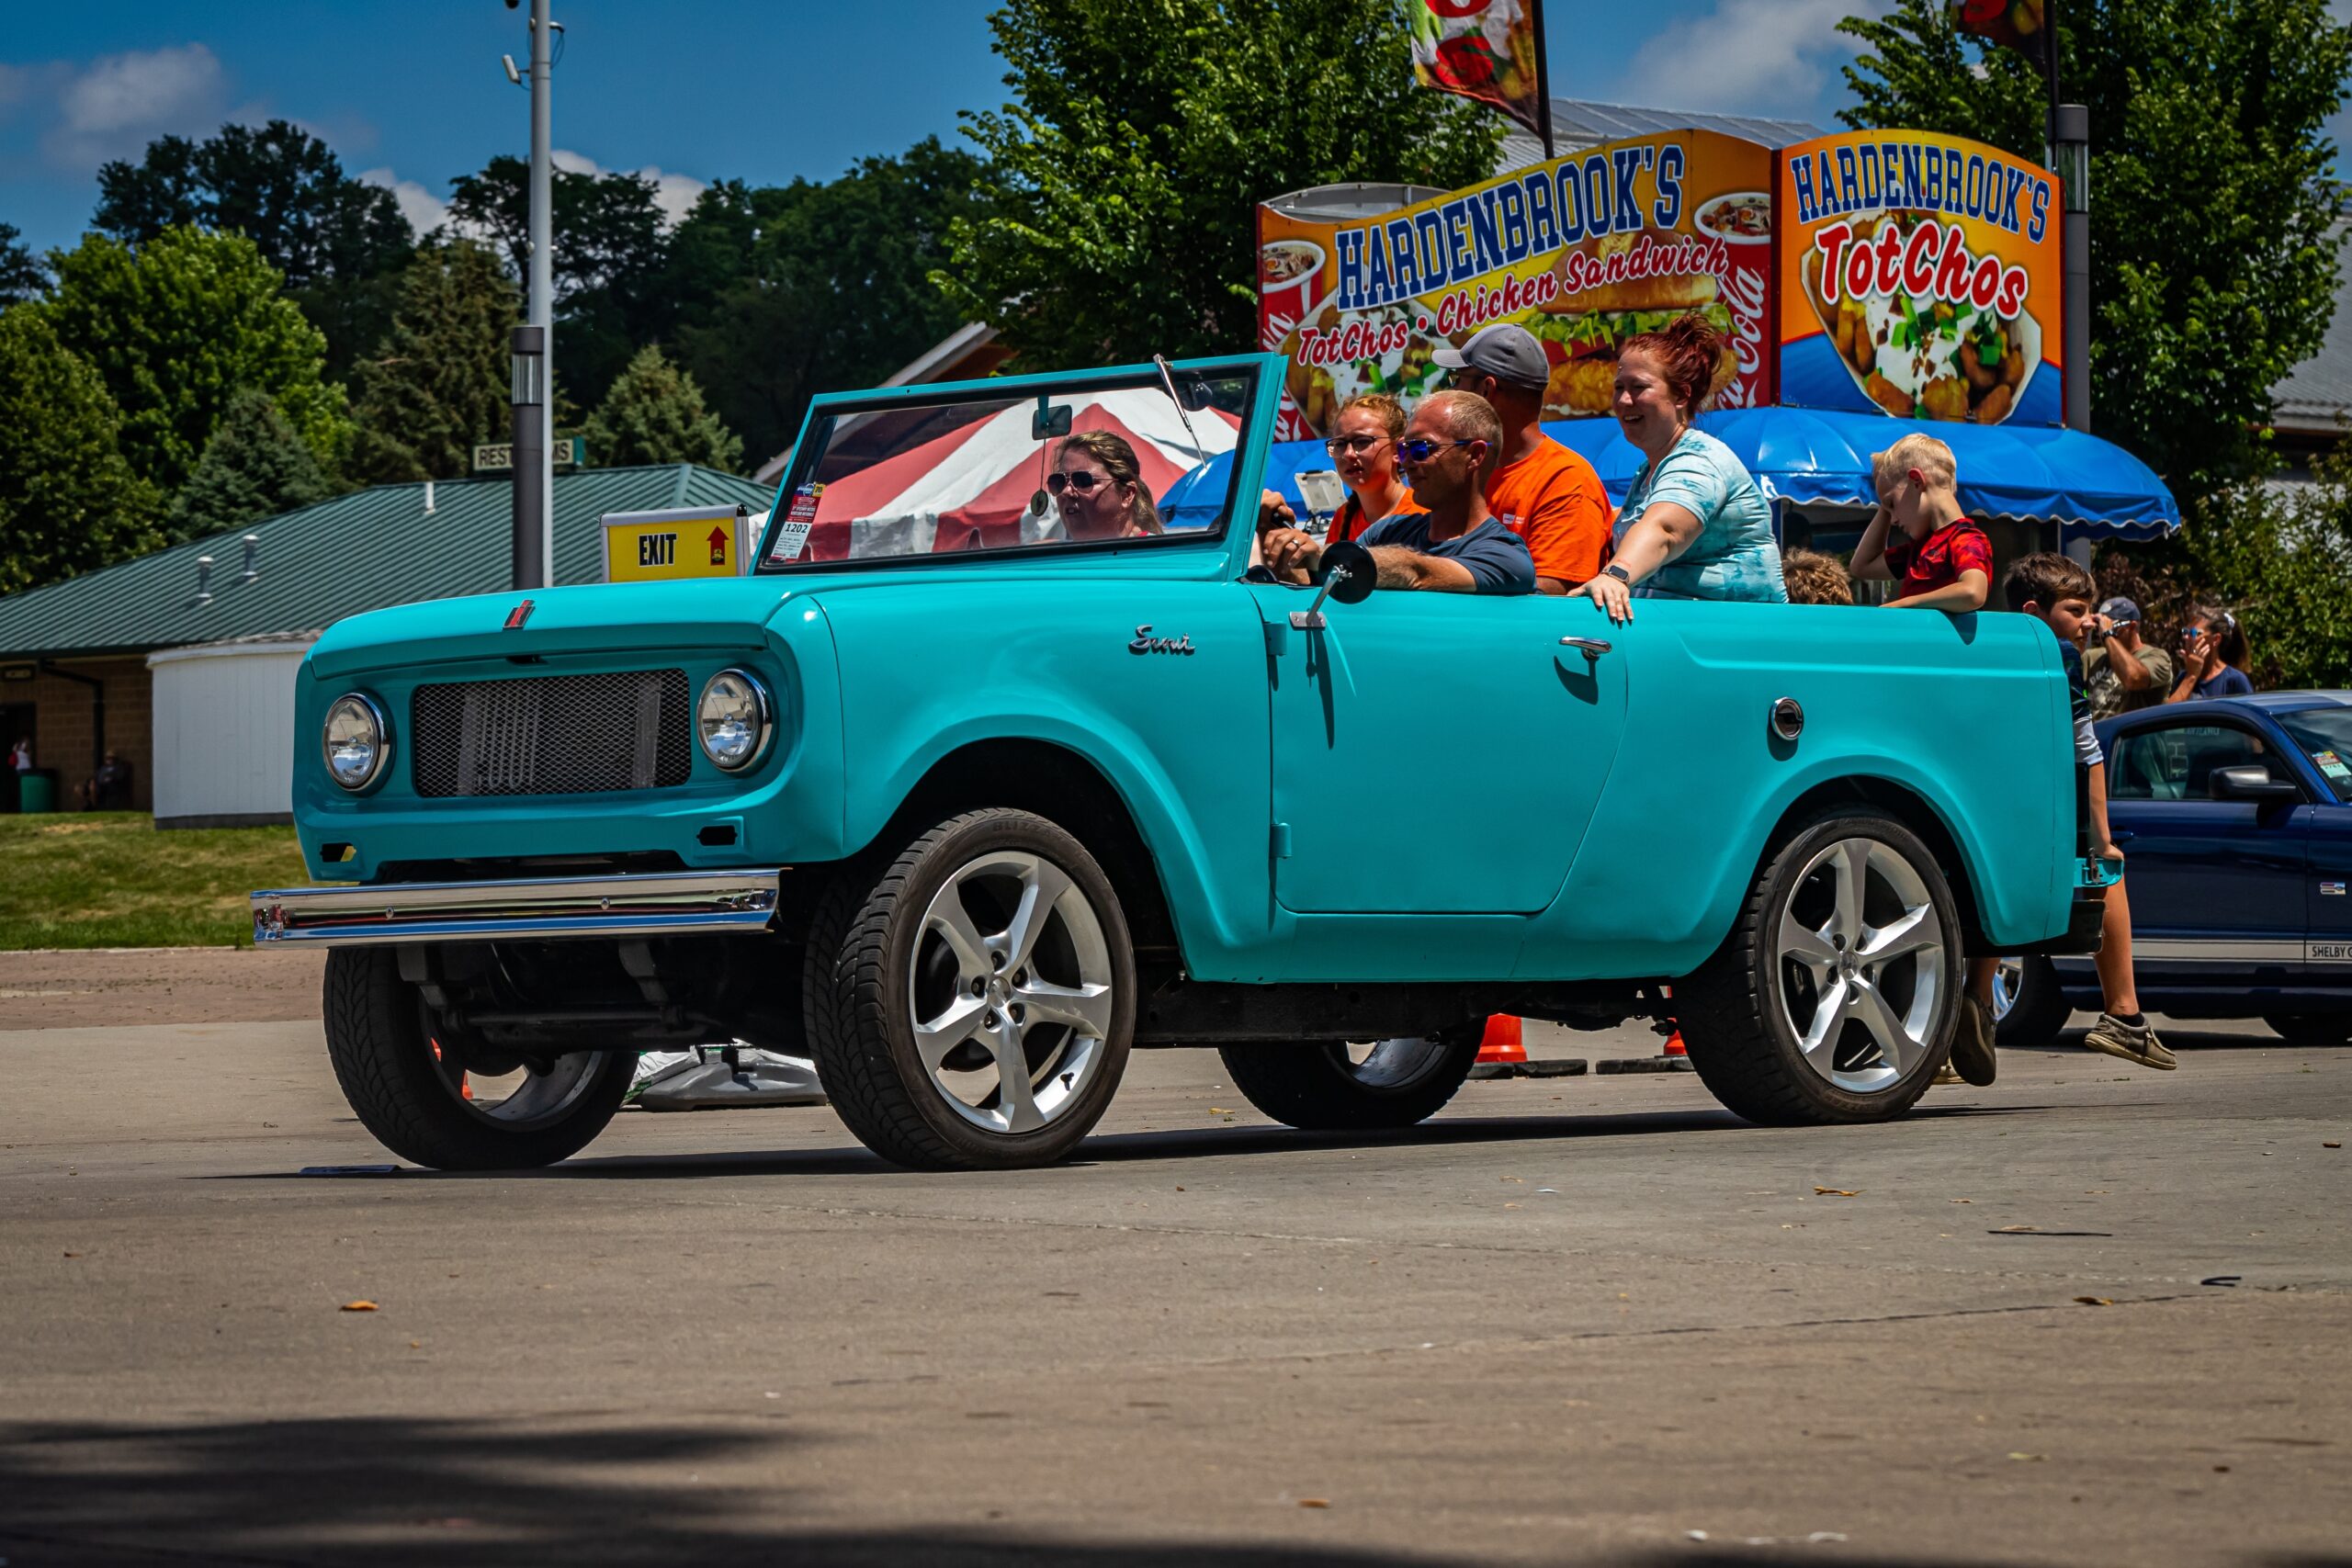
[411,670,693,798]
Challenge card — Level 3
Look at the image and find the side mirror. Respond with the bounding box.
[2210,765,2299,803]
[1319,540,1376,605]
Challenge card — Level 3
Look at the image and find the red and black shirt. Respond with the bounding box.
[1883,520,1993,600]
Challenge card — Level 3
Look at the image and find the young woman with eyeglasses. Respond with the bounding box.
[1319,392,1424,545]
[1046,431,1165,542]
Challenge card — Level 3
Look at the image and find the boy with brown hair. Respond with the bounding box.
[1992,552,2176,1073]
[1854,434,1992,612]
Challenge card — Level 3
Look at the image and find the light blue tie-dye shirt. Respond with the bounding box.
[1613,429,1788,604]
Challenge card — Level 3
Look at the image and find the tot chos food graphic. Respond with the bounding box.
[1801,211,2038,424]
[1280,300,1453,435]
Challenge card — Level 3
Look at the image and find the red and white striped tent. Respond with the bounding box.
[801,389,1240,559]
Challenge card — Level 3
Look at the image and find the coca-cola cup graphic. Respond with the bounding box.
[1694,192,1771,409]
[1258,239,1328,351]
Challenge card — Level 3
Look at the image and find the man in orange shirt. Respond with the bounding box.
[1431,322,1613,593]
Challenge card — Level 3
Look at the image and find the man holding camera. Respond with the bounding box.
[2083,595,2173,720]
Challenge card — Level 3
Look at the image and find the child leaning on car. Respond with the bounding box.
[1996,554,2177,1075]
[1850,434,1991,612]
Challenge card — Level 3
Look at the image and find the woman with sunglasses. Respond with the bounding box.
[2164,603,2256,702]
[1321,392,1423,546]
[1573,314,1785,625]
[1046,431,1166,542]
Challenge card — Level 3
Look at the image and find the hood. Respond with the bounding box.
[305,576,808,680]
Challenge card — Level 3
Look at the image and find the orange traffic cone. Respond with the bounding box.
[1662,1026,1687,1057]
[431,1037,475,1100]
[1476,1014,1527,1066]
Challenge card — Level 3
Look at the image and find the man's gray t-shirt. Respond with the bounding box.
[1355,513,1535,595]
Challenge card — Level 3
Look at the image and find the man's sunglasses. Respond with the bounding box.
[1396,437,1476,463]
[1322,434,1391,456]
[1045,470,1111,495]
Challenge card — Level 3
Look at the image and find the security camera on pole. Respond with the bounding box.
[502,0,559,590]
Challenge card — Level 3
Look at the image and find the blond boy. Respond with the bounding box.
[1852,434,1992,613]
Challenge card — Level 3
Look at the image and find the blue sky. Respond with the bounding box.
[1,1,2344,254]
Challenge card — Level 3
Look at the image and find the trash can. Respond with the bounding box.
[18,770,56,814]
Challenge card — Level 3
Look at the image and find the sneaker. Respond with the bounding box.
[2082,1013,2177,1071]
[1947,994,1998,1086]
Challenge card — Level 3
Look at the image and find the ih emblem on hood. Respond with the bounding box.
[503,599,535,631]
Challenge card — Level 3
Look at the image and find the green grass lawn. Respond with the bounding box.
[0,813,311,949]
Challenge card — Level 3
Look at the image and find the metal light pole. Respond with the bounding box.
[2052,103,2091,435]
[503,0,557,586]
[526,0,555,582]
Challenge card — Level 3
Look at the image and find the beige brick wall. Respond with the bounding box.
[3,658,154,811]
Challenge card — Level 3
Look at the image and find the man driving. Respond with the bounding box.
[1259,391,1534,595]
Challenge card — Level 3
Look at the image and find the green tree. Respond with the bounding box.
[1838,0,2352,502]
[582,344,742,471]
[0,309,161,594]
[943,0,1497,367]
[95,121,416,382]
[165,385,334,544]
[447,154,671,406]
[0,223,44,305]
[348,242,519,483]
[39,227,351,497]
[2096,459,2352,690]
[672,141,989,465]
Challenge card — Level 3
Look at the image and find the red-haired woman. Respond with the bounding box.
[1573,314,1787,625]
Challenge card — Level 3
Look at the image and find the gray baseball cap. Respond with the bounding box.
[2097,595,2142,625]
[1431,321,1551,391]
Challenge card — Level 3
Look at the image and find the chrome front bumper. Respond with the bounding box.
[249,868,783,947]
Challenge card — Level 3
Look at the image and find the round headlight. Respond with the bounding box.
[322,693,390,792]
[696,669,772,772]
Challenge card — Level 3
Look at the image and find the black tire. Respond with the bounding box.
[1677,807,1961,1126]
[2264,1013,2352,1044]
[1995,955,2072,1046]
[321,948,633,1169]
[803,808,1135,1170]
[1217,1031,1481,1132]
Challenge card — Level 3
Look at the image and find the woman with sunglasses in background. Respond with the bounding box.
[2164,603,2256,701]
[1573,314,1784,625]
[1321,392,1425,546]
[1044,431,1166,542]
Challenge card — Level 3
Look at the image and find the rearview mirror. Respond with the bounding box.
[1319,540,1376,605]
[1031,399,1072,441]
[2209,765,2299,803]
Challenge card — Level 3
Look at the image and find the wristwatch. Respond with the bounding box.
[1602,564,1633,584]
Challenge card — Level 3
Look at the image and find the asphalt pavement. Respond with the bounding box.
[0,966,2346,1567]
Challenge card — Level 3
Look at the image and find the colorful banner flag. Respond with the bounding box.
[1951,0,2051,65]
[1408,0,1551,150]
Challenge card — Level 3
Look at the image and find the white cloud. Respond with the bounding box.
[356,166,450,236]
[551,148,706,229]
[1619,0,1894,121]
[42,43,231,167]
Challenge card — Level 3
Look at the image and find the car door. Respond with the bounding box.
[2264,705,2352,967]
[1249,585,1629,914]
[2103,718,2308,980]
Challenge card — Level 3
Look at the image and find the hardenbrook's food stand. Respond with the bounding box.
[1253,125,2178,560]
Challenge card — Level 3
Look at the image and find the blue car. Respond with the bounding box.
[1997,692,2352,1045]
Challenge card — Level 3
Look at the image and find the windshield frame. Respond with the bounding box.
[753,354,1277,575]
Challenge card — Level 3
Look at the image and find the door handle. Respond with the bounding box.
[1558,636,1612,663]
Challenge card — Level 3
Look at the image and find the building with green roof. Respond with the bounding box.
[0,464,772,823]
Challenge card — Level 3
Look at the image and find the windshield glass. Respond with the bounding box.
[758,367,1255,570]
[2277,708,2352,802]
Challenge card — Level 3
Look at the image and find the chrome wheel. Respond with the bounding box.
[907,849,1115,1135]
[1773,836,1948,1093]
[1989,957,2024,1023]
[431,1038,617,1131]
